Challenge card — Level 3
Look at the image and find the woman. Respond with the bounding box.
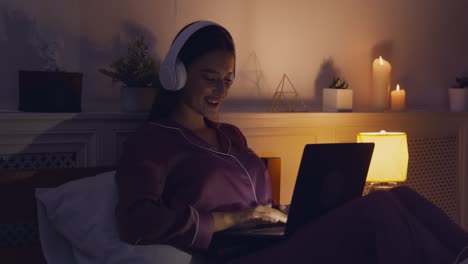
[115,21,468,264]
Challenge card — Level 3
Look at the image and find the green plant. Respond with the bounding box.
[99,36,158,87]
[329,77,349,89]
[454,77,468,88]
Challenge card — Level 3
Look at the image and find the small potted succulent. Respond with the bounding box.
[322,77,353,112]
[99,36,158,112]
[448,77,468,112]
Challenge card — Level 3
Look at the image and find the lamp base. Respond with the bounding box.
[363,182,399,195]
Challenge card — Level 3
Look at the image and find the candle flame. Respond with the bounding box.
[397,84,400,91]
[379,56,383,65]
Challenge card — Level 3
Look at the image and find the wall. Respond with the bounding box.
[244,0,468,111]
[1,0,467,112]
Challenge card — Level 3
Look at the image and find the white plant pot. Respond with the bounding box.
[322,88,353,112]
[120,86,156,113]
[448,88,468,112]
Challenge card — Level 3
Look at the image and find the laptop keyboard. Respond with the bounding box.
[253,222,286,229]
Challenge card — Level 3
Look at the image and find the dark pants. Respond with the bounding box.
[225,186,468,264]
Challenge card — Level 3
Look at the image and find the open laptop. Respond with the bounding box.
[220,142,374,239]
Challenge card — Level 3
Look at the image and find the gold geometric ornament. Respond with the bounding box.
[271,74,307,112]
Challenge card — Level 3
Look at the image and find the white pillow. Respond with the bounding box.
[36,189,77,264]
[35,171,193,264]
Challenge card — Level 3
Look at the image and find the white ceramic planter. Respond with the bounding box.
[448,88,468,112]
[120,86,156,113]
[322,88,353,112]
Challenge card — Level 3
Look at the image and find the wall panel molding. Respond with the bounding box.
[0,111,467,229]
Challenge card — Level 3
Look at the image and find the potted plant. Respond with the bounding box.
[99,36,158,112]
[322,77,353,112]
[448,77,468,112]
[19,37,83,113]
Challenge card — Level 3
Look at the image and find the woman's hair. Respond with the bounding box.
[148,22,235,121]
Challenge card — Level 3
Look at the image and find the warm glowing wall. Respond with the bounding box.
[1,0,468,112]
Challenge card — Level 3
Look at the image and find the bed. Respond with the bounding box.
[0,167,113,264]
[0,157,280,264]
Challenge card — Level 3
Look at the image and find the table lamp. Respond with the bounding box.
[357,130,408,193]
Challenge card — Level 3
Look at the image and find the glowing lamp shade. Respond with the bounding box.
[357,131,408,182]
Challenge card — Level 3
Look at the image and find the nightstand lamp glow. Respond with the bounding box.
[357,130,408,193]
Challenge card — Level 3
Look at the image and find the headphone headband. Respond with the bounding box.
[162,21,218,69]
[159,21,219,91]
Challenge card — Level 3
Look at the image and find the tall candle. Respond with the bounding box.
[372,56,391,111]
[391,84,406,111]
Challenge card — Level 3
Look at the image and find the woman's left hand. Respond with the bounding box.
[211,204,287,232]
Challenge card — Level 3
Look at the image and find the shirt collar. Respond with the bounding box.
[151,117,228,152]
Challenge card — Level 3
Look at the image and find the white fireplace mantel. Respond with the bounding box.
[0,112,147,167]
[1,111,467,230]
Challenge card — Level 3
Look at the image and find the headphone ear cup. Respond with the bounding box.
[174,58,187,91]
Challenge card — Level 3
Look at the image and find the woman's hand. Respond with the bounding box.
[212,204,288,232]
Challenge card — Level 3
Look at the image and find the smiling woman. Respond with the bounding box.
[115,20,468,264]
[149,21,235,125]
[177,49,234,125]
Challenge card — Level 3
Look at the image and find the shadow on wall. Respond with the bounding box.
[237,52,267,97]
[79,20,160,112]
[314,58,340,109]
[371,40,394,65]
[222,58,342,112]
[0,6,43,110]
[0,5,161,112]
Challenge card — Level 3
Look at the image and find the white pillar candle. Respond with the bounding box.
[372,56,392,111]
[391,84,406,111]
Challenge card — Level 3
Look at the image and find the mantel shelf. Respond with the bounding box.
[0,111,466,121]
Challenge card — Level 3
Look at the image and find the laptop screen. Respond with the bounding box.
[285,143,374,236]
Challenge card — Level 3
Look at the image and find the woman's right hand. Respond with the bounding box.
[212,205,288,232]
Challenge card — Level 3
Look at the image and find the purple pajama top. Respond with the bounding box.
[115,118,272,251]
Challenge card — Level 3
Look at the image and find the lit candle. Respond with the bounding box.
[372,56,392,111]
[391,84,406,111]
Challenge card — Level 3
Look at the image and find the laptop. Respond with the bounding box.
[220,142,374,239]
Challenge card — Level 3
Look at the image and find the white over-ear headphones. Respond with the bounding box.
[159,21,235,91]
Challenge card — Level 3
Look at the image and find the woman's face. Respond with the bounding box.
[179,50,235,121]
